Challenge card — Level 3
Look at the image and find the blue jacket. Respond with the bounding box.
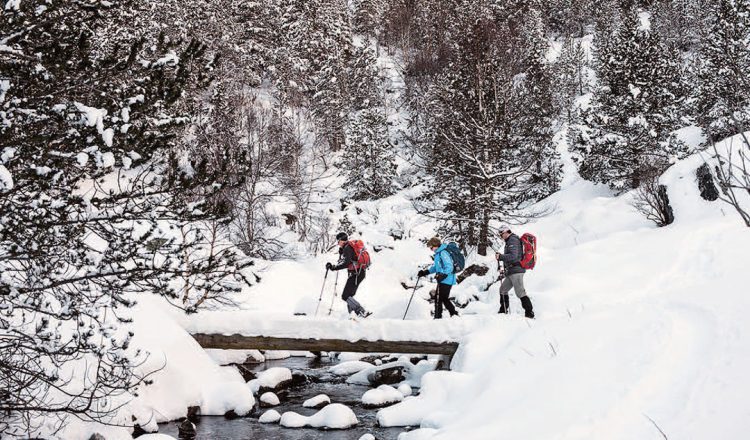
[429,244,456,285]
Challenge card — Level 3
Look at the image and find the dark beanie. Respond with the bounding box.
[336,232,348,241]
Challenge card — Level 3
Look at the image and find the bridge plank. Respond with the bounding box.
[192,333,459,356]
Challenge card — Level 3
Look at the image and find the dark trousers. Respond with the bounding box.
[434,283,458,319]
[342,270,366,315]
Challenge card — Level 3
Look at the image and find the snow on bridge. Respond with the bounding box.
[183,311,494,357]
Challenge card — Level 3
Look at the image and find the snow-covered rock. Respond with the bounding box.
[302,394,331,409]
[358,434,376,440]
[247,367,293,394]
[137,435,178,440]
[397,383,412,397]
[279,403,358,429]
[330,360,373,376]
[259,392,280,407]
[362,385,404,408]
[259,409,281,424]
[263,350,291,360]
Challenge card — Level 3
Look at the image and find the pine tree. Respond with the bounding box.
[695,0,750,140]
[338,108,397,200]
[416,10,561,254]
[554,36,590,121]
[0,1,251,435]
[570,6,690,191]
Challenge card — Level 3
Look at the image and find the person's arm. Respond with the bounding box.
[427,254,439,274]
[332,245,354,270]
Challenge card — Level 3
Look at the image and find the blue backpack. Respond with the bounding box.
[444,243,465,273]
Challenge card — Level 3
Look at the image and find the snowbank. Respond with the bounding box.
[386,145,750,439]
[126,297,255,423]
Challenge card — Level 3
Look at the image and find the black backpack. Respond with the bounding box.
[444,242,465,273]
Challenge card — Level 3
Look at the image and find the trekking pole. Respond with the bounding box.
[402,275,421,320]
[314,268,329,317]
[327,270,339,316]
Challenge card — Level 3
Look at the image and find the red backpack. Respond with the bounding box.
[519,233,537,270]
[347,240,371,271]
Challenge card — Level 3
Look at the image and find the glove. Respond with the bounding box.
[417,269,429,278]
[436,273,447,282]
[326,262,333,270]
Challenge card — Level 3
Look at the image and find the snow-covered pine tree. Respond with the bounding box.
[650,0,707,52]
[353,0,387,40]
[694,0,750,140]
[554,36,590,121]
[338,108,397,200]
[416,8,561,255]
[570,6,690,191]
[0,1,251,435]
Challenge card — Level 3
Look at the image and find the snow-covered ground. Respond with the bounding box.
[59,129,750,439]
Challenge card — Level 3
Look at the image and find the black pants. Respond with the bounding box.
[342,270,365,300]
[342,270,367,315]
[434,282,458,319]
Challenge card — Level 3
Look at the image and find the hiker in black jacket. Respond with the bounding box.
[325,232,371,318]
[496,226,534,318]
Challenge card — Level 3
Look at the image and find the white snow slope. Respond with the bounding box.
[59,130,750,439]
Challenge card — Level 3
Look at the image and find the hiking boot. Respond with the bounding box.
[498,294,510,314]
[360,311,372,318]
[520,296,535,319]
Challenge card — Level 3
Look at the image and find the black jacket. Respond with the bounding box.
[333,244,357,272]
[499,233,525,275]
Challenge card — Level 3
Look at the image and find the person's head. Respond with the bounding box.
[426,237,441,251]
[336,232,348,247]
[499,225,512,241]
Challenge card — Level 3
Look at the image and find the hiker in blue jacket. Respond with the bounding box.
[417,237,459,319]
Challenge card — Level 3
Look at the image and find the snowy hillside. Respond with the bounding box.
[4,1,750,439]
[57,130,747,440]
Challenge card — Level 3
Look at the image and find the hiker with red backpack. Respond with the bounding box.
[326,232,372,318]
[416,237,460,319]
[496,226,535,319]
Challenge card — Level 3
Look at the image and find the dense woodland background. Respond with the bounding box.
[1,0,749,436]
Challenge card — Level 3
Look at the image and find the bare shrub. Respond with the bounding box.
[632,175,675,227]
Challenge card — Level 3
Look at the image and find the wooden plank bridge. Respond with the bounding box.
[191,333,460,357]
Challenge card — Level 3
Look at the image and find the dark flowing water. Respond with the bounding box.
[159,356,413,440]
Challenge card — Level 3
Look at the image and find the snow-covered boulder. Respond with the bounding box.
[330,360,373,376]
[362,385,404,408]
[259,392,280,407]
[367,365,406,386]
[279,403,358,429]
[302,394,331,409]
[345,358,439,387]
[359,434,376,440]
[263,350,291,360]
[398,383,412,397]
[136,435,179,440]
[259,409,282,424]
[247,367,293,394]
